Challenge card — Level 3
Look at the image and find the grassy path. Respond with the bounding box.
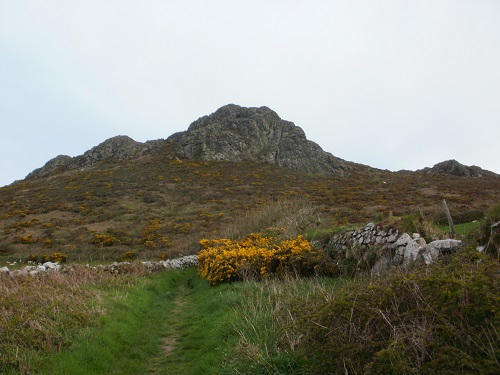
[146,270,241,374]
[38,268,241,375]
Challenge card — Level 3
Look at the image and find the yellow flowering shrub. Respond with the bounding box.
[90,233,120,247]
[121,251,137,261]
[41,252,67,263]
[140,219,172,249]
[198,234,330,285]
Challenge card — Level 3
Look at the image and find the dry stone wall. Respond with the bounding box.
[0,255,198,276]
[326,223,462,275]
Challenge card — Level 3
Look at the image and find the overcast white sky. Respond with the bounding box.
[1,1,499,187]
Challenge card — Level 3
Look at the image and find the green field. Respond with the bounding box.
[440,221,480,236]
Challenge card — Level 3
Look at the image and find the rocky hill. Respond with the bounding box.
[417,159,498,177]
[166,104,352,175]
[26,105,353,180]
[2,104,499,264]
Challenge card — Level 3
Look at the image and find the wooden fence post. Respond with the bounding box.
[442,199,456,238]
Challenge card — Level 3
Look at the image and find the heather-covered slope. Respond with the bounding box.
[2,105,499,263]
[1,151,499,263]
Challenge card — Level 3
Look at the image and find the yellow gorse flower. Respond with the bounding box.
[197,234,321,285]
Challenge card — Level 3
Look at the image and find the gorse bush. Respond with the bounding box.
[140,218,173,249]
[197,234,332,285]
[90,233,120,247]
[41,252,67,263]
[121,251,137,261]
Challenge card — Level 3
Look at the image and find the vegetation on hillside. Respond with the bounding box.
[1,152,499,373]
[1,202,499,373]
[1,154,498,263]
[227,248,499,374]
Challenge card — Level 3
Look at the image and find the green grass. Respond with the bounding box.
[149,270,243,374]
[34,268,243,375]
[4,249,498,374]
[440,221,480,236]
[35,270,181,374]
[28,268,344,374]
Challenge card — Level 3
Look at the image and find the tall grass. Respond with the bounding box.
[226,249,499,374]
[0,267,113,373]
[0,265,150,374]
[219,197,321,240]
[224,275,347,374]
[39,270,182,374]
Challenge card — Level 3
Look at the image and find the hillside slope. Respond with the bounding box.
[1,154,499,262]
[1,105,499,262]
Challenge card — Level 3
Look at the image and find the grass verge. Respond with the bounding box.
[34,270,179,374]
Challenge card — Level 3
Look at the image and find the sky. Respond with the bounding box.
[1,1,499,187]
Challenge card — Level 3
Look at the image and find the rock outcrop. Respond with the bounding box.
[26,155,74,179]
[76,135,148,168]
[417,159,497,177]
[167,104,352,175]
[27,136,152,179]
[26,106,352,179]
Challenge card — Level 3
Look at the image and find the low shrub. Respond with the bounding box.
[25,253,38,263]
[41,252,67,263]
[0,241,14,256]
[90,233,121,247]
[469,204,500,257]
[399,212,445,242]
[197,234,333,285]
[288,248,499,373]
[121,251,137,261]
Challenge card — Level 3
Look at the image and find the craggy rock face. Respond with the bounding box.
[26,155,74,179]
[417,159,498,177]
[167,104,352,176]
[27,136,151,179]
[76,135,148,168]
[25,105,353,180]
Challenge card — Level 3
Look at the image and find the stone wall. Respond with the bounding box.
[0,255,198,276]
[326,222,462,275]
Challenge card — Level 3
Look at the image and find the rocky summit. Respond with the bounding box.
[417,159,498,177]
[167,104,351,175]
[26,105,353,180]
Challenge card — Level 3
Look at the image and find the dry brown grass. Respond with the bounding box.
[0,265,149,372]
